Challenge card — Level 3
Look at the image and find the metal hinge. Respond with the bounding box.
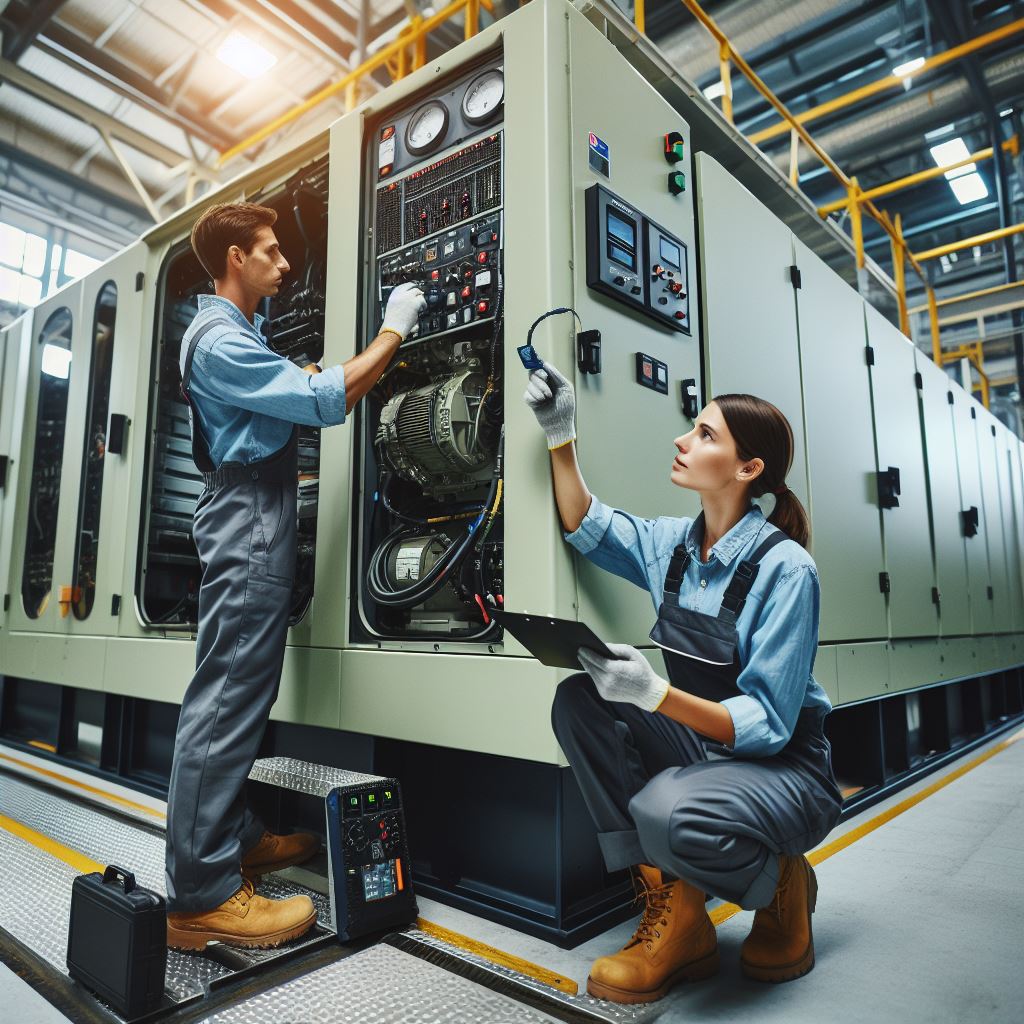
[877,466,901,509]
[135,272,144,291]
[865,346,875,365]
[789,265,802,289]
[111,594,121,616]
[962,506,980,537]
[914,371,923,389]
[970,406,976,419]
[2,594,8,612]
[991,424,997,436]
[947,391,954,405]
[879,572,891,594]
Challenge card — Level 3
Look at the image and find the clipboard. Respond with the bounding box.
[491,609,619,670]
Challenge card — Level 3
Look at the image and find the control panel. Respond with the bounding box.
[379,212,501,341]
[326,778,417,940]
[584,183,690,334]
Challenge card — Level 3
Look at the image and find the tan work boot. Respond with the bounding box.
[241,829,320,877]
[740,854,818,983]
[167,880,317,951]
[586,865,719,1004]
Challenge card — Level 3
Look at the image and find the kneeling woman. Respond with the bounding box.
[524,362,842,1004]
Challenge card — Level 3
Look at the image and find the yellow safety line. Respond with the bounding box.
[0,812,104,876]
[416,916,578,995]
[709,726,1024,927]
[0,752,166,821]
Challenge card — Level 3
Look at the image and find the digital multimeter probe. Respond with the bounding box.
[517,307,583,391]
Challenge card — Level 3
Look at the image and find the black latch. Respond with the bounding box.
[135,272,144,291]
[970,406,976,419]
[788,265,802,289]
[962,506,980,537]
[111,594,121,616]
[865,346,875,365]
[2,594,8,612]
[877,466,901,509]
[576,330,602,375]
[914,371,923,390]
[987,585,994,600]
[932,587,941,605]
[0,454,7,491]
[947,391,954,405]
[107,414,130,455]
[991,424,996,436]
[879,572,891,594]
[680,378,699,419]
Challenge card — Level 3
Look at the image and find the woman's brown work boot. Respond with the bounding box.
[586,865,719,1004]
[740,854,818,983]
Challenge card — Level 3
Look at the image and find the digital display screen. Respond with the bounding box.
[660,237,682,268]
[608,242,636,271]
[361,860,398,902]
[607,208,636,248]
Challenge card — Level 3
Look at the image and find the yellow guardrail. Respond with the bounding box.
[216,0,493,168]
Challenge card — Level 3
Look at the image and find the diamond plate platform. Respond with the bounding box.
[249,756,387,797]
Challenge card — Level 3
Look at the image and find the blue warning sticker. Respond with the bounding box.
[589,132,610,178]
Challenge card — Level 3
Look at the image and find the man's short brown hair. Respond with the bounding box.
[190,202,278,279]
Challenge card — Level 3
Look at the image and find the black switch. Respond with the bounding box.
[577,330,602,375]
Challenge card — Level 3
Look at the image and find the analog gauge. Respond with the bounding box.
[405,100,449,156]
[461,68,504,125]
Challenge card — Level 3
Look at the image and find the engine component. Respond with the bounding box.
[376,371,493,497]
[384,535,464,612]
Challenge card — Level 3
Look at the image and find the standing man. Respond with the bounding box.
[165,202,425,951]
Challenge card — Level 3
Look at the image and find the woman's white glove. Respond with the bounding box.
[382,282,427,341]
[523,361,576,450]
[576,643,670,713]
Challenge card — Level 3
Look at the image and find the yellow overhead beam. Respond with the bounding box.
[914,222,1024,262]
[818,136,1019,216]
[217,0,493,167]
[748,18,1024,147]
[908,279,1024,315]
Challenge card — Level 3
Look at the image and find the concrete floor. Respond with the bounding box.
[4,726,1023,1023]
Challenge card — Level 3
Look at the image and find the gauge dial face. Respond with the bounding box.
[462,69,504,124]
[405,101,449,155]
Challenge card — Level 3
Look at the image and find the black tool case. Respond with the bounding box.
[67,865,167,1019]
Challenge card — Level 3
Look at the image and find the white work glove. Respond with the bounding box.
[523,360,576,450]
[382,282,427,341]
[577,643,670,713]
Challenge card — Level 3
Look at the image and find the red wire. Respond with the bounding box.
[474,594,490,624]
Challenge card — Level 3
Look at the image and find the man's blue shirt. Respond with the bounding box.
[566,497,831,757]
[179,295,346,468]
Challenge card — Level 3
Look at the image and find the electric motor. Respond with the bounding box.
[375,371,493,496]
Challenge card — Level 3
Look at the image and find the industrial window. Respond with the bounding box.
[21,306,73,619]
[72,282,117,620]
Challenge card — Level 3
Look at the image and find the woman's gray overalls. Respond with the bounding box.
[164,318,300,912]
[552,517,843,909]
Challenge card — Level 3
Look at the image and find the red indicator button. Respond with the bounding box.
[430,270,440,281]
[477,251,489,263]
[674,311,686,320]
[477,300,489,314]
[461,286,472,298]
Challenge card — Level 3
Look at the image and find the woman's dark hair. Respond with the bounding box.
[713,393,811,550]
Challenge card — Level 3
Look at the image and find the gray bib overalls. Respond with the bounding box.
[552,515,843,910]
[164,319,299,912]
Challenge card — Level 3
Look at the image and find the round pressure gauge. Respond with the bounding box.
[405,100,449,156]
[461,69,504,125]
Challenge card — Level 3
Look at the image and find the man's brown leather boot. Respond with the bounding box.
[241,829,320,877]
[167,880,317,951]
[586,865,719,1004]
[740,854,818,983]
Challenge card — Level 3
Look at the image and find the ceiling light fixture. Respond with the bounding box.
[948,173,989,206]
[929,137,975,177]
[892,56,925,77]
[217,31,277,79]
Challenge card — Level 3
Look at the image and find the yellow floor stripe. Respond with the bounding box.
[416,916,578,995]
[0,811,104,876]
[0,752,166,821]
[709,726,1024,927]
